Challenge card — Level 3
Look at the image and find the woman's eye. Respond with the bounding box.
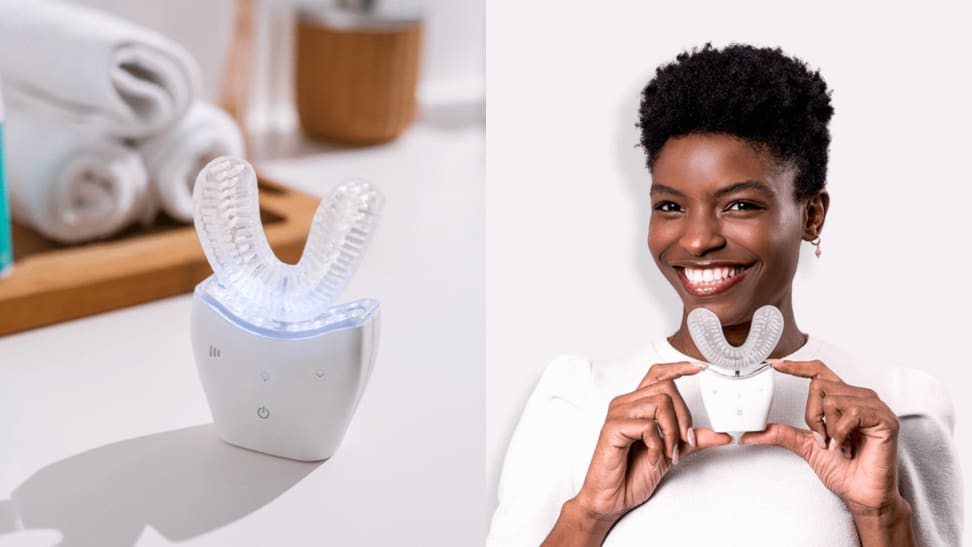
[726,201,762,212]
[653,201,683,213]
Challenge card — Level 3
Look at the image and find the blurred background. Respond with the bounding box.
[0,0,484,545]
[77,0,483,133]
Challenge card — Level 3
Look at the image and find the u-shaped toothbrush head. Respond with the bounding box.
[192,156,383,333]
[687,305,784,377]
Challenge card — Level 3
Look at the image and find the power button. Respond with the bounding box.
[257,406,270,419]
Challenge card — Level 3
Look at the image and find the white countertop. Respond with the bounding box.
[0,110,485,547]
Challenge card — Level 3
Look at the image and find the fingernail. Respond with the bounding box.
[672,445,680,466]
[692,361,708,370]
[828,438,836,452]
[686,428,697,448]
[812,431,826,450]
[766,358,783,366]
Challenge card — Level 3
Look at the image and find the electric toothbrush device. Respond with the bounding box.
[190,156,383,461]
[687,305,784,438]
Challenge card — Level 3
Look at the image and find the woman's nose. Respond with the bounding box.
[679,213,726,256]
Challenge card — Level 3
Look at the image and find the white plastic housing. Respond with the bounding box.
[190,295,380,461]
[700,367,774,437]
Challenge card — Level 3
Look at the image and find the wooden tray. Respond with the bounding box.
[0,176,319,337]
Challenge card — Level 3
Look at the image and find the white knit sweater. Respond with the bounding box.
[487,337,962,546]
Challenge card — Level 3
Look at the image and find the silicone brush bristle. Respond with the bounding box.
[192,156,384,330]
[687,305,784,373]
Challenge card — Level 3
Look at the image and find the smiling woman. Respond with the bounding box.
[487,44,961,547]
[649,133,821,358]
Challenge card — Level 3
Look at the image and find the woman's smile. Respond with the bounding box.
[674,263,751,297]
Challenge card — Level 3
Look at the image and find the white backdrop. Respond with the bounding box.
[486,0,972,537]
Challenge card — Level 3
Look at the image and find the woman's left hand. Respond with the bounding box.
[741,359,916,546]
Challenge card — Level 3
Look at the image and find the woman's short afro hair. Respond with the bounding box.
[638,43,833,200]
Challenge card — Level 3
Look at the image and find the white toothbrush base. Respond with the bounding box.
[699,367,774,437]
[190,296,380,462]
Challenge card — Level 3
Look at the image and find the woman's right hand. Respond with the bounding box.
[544,361,733,546]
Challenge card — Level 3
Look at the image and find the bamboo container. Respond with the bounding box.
[295,6,422,145]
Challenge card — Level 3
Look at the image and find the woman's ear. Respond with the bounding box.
[803,190,829,240]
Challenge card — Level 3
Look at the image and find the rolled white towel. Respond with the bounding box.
[139,103,246,223]
[4,103,149,244]
[0,0,200,139]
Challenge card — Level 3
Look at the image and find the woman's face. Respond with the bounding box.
[648,133,820,327]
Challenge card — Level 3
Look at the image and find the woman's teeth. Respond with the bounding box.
[683,266,744,285]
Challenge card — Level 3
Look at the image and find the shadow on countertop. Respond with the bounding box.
[0,424,320,547]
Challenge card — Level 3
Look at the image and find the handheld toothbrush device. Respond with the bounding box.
[687,305,784,438]
[190,156,383,461]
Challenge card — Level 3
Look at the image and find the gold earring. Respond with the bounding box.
[810,237,822,258]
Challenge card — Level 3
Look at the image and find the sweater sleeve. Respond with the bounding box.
[890,368,964,546]
[487,355,592,547]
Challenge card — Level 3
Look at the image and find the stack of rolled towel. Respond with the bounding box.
[0,0,245,243]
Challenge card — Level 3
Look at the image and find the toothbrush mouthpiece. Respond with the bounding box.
[192,156,384,333]
[687,305,784,377]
